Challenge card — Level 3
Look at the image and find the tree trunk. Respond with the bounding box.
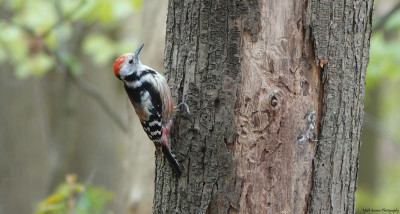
[153,0,373,213]
[305,1,373,213]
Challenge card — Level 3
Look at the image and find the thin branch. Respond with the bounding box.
[67,71,128,132]
[372,2,400,32]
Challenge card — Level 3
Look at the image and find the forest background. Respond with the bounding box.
[0,0,398,213]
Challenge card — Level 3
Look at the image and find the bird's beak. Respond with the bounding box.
[134,44,144,60]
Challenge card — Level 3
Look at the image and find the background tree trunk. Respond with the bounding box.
[153,0,373,213]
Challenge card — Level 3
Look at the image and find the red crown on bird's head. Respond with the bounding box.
[113,54,128,77]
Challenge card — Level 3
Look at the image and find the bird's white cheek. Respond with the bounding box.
[120,66,131,77]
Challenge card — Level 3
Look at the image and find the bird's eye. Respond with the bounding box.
[128,59,133,64]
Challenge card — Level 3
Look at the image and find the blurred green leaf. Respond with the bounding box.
[13,0,55,35]
[70,0,99,23]
[3,0,26,10]
[94,0,114,24]
[34,203,66,214]
[0,0,143,78]
[384,10,400,31]
[34,174,114,214]
[14,52,54,78]
[118,39,138,54]
[0,24,28,62]
[71,0,138,26]
[132,0,143,10]
[356,164,400,212]
[83,34,117,65]
[61,53,82,75]
[366,33,400,91]
[113,0,135,19]
[77,185,114,214]
[31,52,55,76]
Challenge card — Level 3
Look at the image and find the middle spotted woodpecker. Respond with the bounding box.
[113,44,184,175]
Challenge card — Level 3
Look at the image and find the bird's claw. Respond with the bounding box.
[175,91,191,115]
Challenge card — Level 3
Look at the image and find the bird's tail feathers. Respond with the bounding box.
[161,144,183,176]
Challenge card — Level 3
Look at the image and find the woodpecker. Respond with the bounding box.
[113,44,183,175]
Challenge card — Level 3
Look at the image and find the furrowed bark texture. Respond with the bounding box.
[154,0,373,213]
[305,0,373,213]
[154,0,243,213]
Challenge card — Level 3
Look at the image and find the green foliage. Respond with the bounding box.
[356,164,400,212]
[357,3,400,212]
[384,7,400,31]
[60,52,82,76]
[83,34,117,66]
[366,34,400,92]
[76,185,114,214]
[365,7,400,102]
[364,8,400,142]
[34,174,114,214]
[0,0,143,78]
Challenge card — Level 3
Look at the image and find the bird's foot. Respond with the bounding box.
[174,91,191,115]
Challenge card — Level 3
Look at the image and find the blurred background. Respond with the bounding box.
[0,0,167,213]
[0,0,398,213]
[357,0,400,211]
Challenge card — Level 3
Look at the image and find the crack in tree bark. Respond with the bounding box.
[154,0,373,213]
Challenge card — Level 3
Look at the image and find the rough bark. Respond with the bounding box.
[154,0,373,214]
[154,1,243,213]
[305,1,373,213]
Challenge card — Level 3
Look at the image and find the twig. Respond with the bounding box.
[372,2,400,32]
[68,71,128,132]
